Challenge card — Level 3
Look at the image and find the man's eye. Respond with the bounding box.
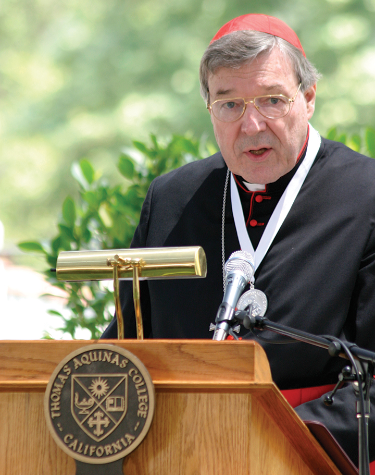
[257,96,287,107]
[261,97,282,106]
[223,101,237,109]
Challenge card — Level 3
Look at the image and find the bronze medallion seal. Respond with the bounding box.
[44,344,155,465]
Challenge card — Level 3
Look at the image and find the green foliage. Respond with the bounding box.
[18,134,213,339]
[325,127,375,158]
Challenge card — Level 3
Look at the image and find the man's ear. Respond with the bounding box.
[304,84,316,120]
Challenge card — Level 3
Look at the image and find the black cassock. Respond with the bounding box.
[102,136,375,465]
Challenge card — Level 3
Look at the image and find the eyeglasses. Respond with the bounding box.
[207,84,301,122]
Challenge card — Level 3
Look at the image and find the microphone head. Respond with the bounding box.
[225,250,254,283]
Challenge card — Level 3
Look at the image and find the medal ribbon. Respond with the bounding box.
[231,124,321,272]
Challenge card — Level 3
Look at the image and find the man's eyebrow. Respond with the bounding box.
[214,88,234,97]
[263,84,287,92]
[213,84,290,97]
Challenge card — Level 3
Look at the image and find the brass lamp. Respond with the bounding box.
[56,247,207,340]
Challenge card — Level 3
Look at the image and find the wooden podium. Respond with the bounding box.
[0,340,342,474]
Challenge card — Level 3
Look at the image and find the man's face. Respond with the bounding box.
[207,48,316,184]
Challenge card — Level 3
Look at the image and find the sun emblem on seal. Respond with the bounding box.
[89,377,109,399]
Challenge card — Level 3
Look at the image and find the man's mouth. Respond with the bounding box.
[249,148,268,155]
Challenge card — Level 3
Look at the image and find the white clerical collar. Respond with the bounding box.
[230,124,321,274]
[243,182,266,192]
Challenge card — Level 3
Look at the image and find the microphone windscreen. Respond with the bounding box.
[225,250,254,282]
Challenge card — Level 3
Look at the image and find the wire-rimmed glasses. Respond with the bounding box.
[207,83,302,122]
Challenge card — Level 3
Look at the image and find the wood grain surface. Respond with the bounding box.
[0,340,341,474]
[0,339,272,391]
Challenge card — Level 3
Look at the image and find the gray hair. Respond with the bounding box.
[199,30,321,102]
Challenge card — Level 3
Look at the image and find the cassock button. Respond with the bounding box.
[255,195,263,203]
[249,219,258,227]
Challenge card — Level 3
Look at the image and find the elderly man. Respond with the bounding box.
[103,14,375,466]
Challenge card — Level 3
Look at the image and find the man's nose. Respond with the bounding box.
[240,103,267,135]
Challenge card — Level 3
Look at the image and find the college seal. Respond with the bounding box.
[44,344,155,472]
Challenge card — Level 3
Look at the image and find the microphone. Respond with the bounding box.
[212,250,255,340]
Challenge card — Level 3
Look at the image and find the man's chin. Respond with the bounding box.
[237,162,296,185]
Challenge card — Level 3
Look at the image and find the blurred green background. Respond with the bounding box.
[2,0,375,258]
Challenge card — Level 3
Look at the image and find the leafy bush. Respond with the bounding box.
[325,126,375,158]
[19,134,216,338]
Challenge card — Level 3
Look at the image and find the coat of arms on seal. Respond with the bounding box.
[44,344,155,465]
[71,373,128,442]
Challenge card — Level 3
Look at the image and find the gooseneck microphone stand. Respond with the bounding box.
[217,309,374,475]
